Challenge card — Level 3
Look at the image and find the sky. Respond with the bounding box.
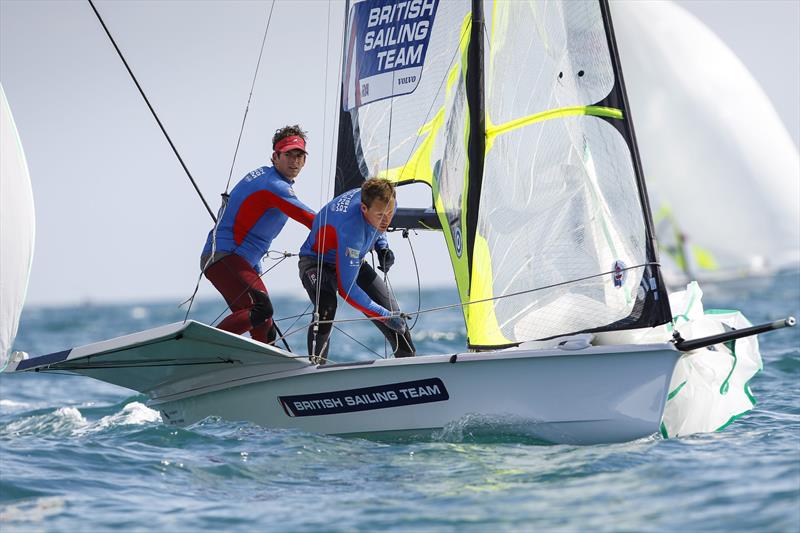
[1,0,798,306]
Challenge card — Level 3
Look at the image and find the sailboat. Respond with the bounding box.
[3,0,793,445]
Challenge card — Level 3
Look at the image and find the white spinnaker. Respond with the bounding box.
[0,84,35,366]
[612,0,800,275]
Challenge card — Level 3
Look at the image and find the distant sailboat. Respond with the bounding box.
[612,0,800,283]
[0,83,35,368]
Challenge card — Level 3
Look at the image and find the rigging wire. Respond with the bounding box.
[303,261,660,329]
[182,1,275,324]
[403,229,423,330]
[333,325,385,359]
[273,259,661,357]
[223,0,276,194]
[311,0,346,361]
[86,0,215,222]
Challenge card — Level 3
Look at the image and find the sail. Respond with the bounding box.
[0,84,35,366]
[464,0,671,347]
[334,0,473,302]
[612,0,800,279]
[334,0,471,199]
[336,0,672,348]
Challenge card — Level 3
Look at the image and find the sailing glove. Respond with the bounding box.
[377,248,395,273]
[385,312,406,333]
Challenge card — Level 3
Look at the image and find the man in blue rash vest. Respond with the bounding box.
[298,178,415,364]
[201,125,315,344]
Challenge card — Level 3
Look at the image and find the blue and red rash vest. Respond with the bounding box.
[202,166,315,271]
[299,188,392,318]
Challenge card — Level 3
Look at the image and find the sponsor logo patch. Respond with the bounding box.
[279,378,449,417]
[612,259,627,287]
[346,247,360,259]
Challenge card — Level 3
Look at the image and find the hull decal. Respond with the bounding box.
[279,378,448,417]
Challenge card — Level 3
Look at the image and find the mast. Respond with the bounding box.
[598,0,672,324]
[464,0,486,278]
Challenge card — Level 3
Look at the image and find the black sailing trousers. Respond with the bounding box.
[298,256,416,364]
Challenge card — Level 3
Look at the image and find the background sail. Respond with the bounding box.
[467,0,671,346]
[612,0,800,281]
[0,84,35,366]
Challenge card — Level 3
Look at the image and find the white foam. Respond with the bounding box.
[0,496,66,523]
[130,306,149,319]
[94,402,161,429]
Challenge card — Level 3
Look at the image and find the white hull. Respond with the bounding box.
[152,346,681,445]
[6,321,681,445]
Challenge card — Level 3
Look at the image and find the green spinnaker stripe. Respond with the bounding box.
[660,421,668,439]
[720,340,737,395]
[667,380,687,401]
[672,283,699,326]
[487,106,623,138]
[716,375,761,432]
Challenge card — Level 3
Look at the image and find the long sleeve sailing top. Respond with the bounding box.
[299,188,391,318]
[202,166,315,271]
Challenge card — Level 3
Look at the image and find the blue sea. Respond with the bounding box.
[1,275,799,532]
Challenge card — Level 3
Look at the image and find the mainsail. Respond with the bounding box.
[335,0,672,349]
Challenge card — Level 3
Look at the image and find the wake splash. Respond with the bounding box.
[2,401,161,437]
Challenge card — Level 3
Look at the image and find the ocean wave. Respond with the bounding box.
[77,402,162,434]
[0,399,30,410]
[3,406,87,436]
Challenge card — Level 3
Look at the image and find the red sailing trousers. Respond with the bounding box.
[204,254,273,343]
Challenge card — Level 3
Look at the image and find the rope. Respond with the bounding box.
[223,0,276,194]
[333,325,385,359]
[265,262,661,356]
[311,0,347,357]
[403,229,423,330]
[182,2,275,323]
[306,261,660,328]
[87,0,215,221]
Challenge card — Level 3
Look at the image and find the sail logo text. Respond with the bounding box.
[362,0,435,72]
[343,0,438,110]
[279,378,449,417]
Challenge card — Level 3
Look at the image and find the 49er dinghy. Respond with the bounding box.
[4,0,795,444]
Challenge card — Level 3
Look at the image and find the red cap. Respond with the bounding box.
[274,135,307,154]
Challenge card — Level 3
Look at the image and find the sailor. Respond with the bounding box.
[298,177,416,364]
[201,125,315,343]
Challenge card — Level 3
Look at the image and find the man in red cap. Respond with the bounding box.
[200,125,315,343]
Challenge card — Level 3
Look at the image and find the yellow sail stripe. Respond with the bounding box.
[465,106,624,346]
[374,13,472,187]
[485,106,623,153]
